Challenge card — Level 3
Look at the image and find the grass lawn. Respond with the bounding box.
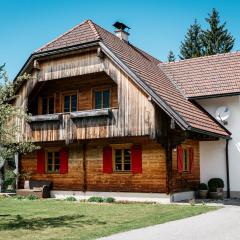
[0,198,218,240]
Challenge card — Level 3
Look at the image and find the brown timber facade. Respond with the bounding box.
[15,20,229,196]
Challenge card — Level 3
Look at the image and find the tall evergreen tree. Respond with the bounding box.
[167,50,176,62]
[201,8,235,55]
[179,19,203,59]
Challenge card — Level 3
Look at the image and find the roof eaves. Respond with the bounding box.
[188,91,240,100]
[189,126,231,139]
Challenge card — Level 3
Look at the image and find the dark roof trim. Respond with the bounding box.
[189,127,231,139]
[188,91,240,100]
[14,40,100,82]
[99,42,189,130]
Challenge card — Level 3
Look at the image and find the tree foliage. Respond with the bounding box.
[167,50,176,62]
[179,19,203,59]
[179,9,235,59]
[201,8,235,55]
[0,65,37,164]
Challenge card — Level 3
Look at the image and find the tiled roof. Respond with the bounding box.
[36,20,100,53]
[34,20,229,138]
[159,52,240,98]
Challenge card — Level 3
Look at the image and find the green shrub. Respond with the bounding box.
[88,196,104,202]
[3,170,16,190]
[26,194,39,200]
[15,195,25,200]
[208,178,224,192]
[103,197,115,203]
[65,196,77,201]
[88,196,115,203]
[199,183,208,190]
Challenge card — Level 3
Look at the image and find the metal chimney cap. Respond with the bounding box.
[113,22,130,31]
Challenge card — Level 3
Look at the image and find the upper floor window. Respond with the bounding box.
[42,96,54,114]
[46,151,60,173]
[94,89,110,109]
[63,92,77,112]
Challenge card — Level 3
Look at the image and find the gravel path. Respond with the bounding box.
[98,206,240,240]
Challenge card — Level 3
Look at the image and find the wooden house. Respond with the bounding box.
[14,20,230,200]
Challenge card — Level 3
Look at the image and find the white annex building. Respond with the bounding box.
[160,52,240,197]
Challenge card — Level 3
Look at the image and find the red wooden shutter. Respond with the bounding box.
[189,147,194,173]
[37,150,45,174]
[177,145,183,173]
[131,145,142,174]
[60,148,68,174]
[103,146,112,173]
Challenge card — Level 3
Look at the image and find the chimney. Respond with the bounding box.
[113,21,130,42]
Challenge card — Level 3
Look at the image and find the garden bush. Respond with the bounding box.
[65,196,77,201]
[208,178,224,192]
[103,197,115,203]
[26,194,39,200]
[88,196,115,203]
[199,183,208,190]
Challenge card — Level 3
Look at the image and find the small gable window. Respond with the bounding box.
[42,96,54,114]
[63,92,77,112]
[94,89,110,109]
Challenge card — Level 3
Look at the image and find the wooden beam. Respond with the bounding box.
[70,109,110,119]
[29,114,61,122]
[82,143,87,192]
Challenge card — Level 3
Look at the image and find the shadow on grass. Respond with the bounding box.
[0,214,107,230]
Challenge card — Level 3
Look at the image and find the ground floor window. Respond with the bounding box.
[183,148,189,172]
[177,145,194,173]
[114,148,131,172]
[46,151,60,173]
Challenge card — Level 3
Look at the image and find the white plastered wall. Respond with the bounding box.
[198,96,240,195]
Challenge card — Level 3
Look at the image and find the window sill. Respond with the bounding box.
[29,114,61,122]
[113,171,132,174]
[70,108,111,119]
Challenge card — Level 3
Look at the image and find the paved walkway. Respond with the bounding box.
[99,205,240,240]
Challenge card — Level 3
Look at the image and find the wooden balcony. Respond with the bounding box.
[28,109,115,143]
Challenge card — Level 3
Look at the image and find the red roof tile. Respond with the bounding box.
[159,52,240,98]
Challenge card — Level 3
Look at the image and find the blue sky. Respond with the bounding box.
[1,0,240,79]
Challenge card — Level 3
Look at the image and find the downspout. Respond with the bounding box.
[225,139,230,198]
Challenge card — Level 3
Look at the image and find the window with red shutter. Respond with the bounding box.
[60,148,68,174]
[177,145,183,173]
[37,150,45,174]
[103,146,112,173]
[177,145,194,173]
[189,147,194,173]
[131,145,142,174]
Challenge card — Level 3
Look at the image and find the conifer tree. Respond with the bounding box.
[179,19,203,59]
[201,8,235,55]
[167,51,176,62]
